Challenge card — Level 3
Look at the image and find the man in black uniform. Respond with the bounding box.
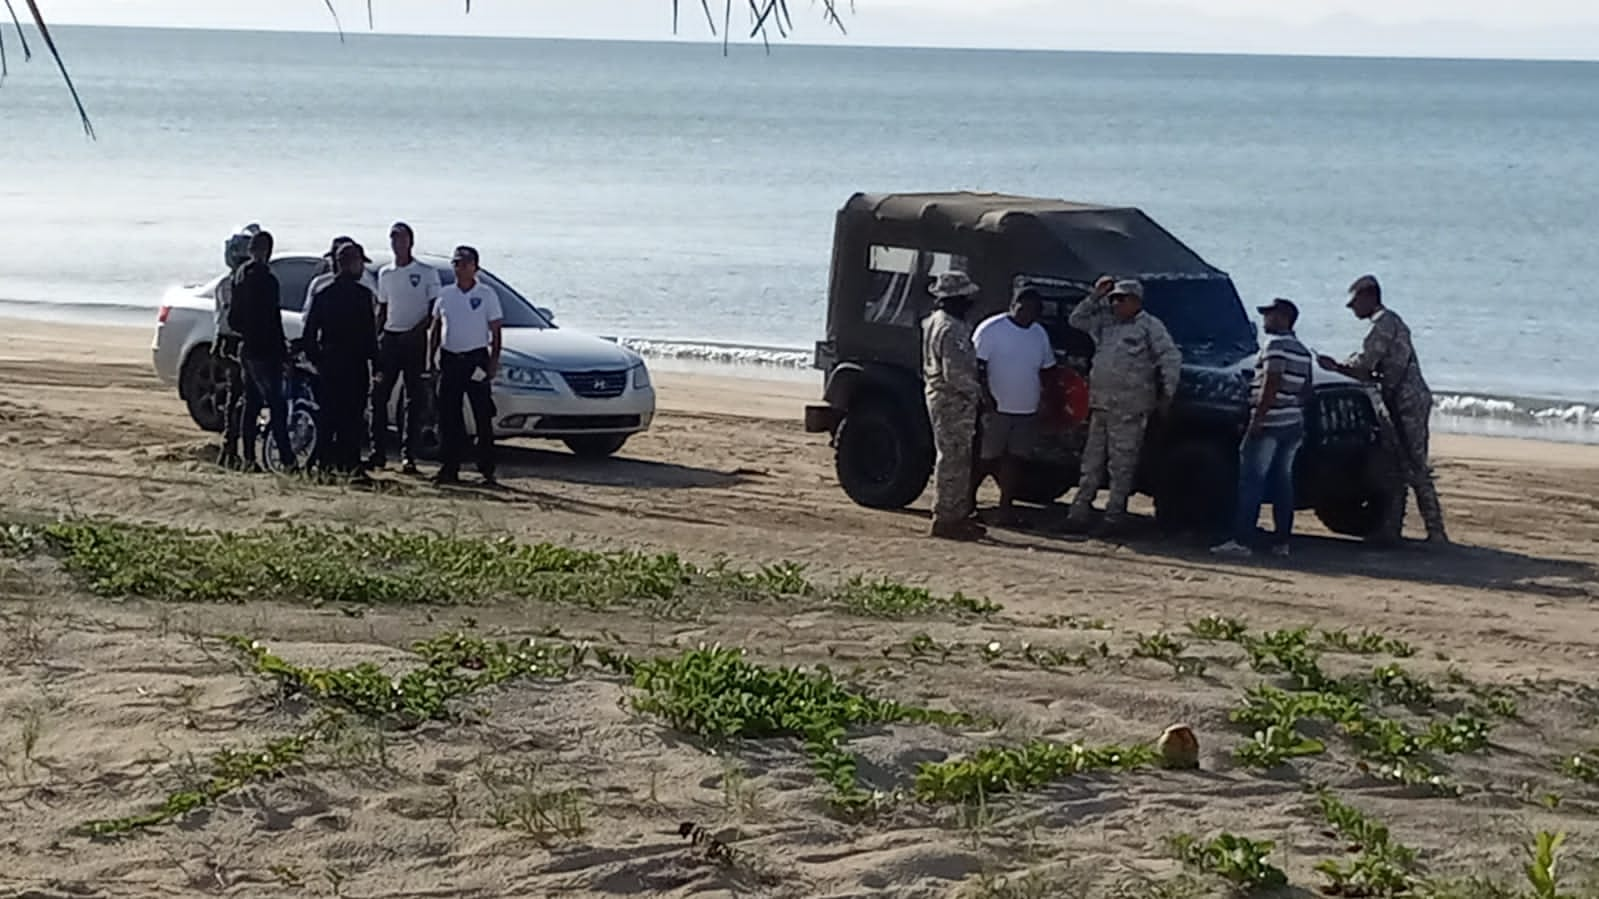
[226,230,297,471]
[303,242,378,476]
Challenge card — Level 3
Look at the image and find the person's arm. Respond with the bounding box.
[361,288,379,363]
[1250,348,1284,437]
[945,328,981,404]
[225,273,247,336]
[428,312,442,373]
[973,320,995,410]
[302,288,324,364]
[1069,277,1115,340]
[484,287,505,377]
[1150,318,1183,411]
[374,270,389,333]
[1322,317,1390,381]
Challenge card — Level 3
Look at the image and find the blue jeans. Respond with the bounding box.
[240,356,295,467]
[1232,426,1304,546]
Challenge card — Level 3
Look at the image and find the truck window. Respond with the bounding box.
[864,245,963,329]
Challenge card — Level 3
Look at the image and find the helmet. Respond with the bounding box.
[224,222,262,271]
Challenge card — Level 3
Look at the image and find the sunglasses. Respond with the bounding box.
[451,258,473,266]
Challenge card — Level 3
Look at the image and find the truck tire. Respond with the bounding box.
[1315,490,1392,538]
[835,395,933,510]
[179,344,229,433]
[1154,439,1236,536]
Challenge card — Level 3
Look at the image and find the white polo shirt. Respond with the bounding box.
[435,280,504,354]
[377,261,443,333]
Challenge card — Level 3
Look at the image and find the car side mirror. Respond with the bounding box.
[536,306,555,323]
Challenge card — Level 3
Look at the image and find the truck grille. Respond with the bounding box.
[1315,390,1376,443]
[560,370,628,399]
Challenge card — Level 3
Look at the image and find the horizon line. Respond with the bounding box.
[37,21,1599,67]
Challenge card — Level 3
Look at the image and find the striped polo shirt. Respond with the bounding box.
[1254,330,1313,431]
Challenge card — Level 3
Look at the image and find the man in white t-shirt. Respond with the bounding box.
[428,245,504,486]
[972,289,1057,522]
[367,221,443,474]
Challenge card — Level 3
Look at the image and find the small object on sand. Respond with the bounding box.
[1157,724,1200,770]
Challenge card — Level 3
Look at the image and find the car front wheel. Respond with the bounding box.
[180,345,229,433]
[564,434,630,458]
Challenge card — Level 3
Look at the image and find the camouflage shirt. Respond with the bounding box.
[922,309,979,403]
[1069,297,1183,413]
[1343,308,1429,403]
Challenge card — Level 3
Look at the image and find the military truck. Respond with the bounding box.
[802,192,1402,537]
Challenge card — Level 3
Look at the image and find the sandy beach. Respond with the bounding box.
[2,316,1598,898]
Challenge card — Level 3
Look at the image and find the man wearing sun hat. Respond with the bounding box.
[1065,276,1182,535]
[921,271,986,541]
[1317,274,1448,545]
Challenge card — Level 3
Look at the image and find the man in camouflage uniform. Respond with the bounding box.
[1065,277,1182,534]
[1318,274,1449,545]
[922,271,986,542]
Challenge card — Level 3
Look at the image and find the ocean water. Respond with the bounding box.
[2,26,1598,438]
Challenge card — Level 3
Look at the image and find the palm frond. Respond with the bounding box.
[12,0,849,135]
[22,0,91,136]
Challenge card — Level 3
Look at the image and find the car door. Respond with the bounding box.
[270,256,321,341]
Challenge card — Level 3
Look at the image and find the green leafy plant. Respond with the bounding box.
[1132,633,1206,677]
[915,740,1155,804]
[1559,752,1599,785]
[628,646,966,810]
[1368,664,1436,708]
[478,761,587,845]
[1188,615,1249,642]
[1318,629,1417,658]
[77,731,316,836]
[1523,832,1573,899]
[1235,725,1326,769]
[27,520,998,620]
[1418,715,1492,755]
[1312,791,1419,897]
[1171,833,1288,890]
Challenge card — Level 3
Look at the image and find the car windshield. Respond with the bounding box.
[433,265,551,330]
[1140,277,1258,367]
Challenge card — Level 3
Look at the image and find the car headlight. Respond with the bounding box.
[631,363,652,390]
[500,364,555,391]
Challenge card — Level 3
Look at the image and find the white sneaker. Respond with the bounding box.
[1210,540,1253,558]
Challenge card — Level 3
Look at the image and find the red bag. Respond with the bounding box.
[1041,367,1091,427]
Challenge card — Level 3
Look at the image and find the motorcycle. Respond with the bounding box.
[255,340,321,474]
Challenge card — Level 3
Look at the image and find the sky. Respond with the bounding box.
[30,0,1599,60]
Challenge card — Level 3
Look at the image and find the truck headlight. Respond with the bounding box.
[631,363,652,390]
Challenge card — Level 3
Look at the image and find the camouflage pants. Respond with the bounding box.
[926,391,977,525]
[1382,393,1448,540]
[1070,410,1149,521]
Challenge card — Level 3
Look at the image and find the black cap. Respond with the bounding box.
[324,235,372,263]
[451,245,480,265]
[1256,298,1299,325]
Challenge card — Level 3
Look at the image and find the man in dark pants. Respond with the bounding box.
[429,245,503,487]
[213,224,259,467]
[303,242,378,477]
[226,230,297,471]
[369,222,442,474]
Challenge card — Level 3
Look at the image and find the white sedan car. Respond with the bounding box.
[152,253,656,458]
